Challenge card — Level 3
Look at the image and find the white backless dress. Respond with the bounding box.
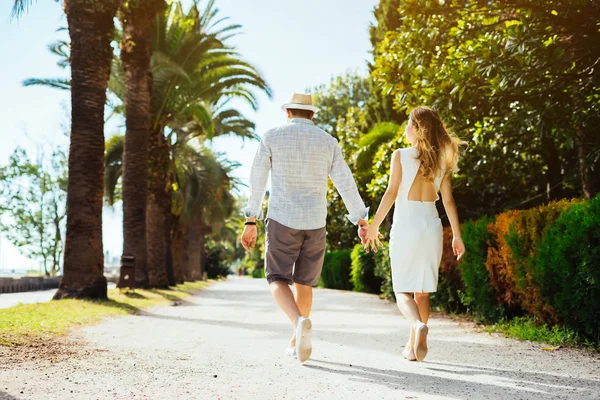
[389,147,445,293]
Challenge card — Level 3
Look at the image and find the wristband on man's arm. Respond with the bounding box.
[244,221,257,226]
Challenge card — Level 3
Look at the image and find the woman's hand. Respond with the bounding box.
[452,236,465,260]
[363,224,383,253]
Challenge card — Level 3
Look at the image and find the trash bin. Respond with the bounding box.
[117,255,135,289]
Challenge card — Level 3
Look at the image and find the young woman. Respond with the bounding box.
[363,106,465,362]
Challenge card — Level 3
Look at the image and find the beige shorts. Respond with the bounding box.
[265,218,326,287]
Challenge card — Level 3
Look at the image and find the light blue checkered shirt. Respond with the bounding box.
[243,118,369,230]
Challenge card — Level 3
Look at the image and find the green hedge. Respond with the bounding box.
[350,244,383,294]
[250,265,265,279]
[319,250,353,290]
[534,196,600,341]
[459,217,503,321]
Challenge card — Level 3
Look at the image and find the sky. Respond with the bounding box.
[0,0,379,273]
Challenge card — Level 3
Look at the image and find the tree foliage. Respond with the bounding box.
[0,147,67,276]
[372,0,599,215]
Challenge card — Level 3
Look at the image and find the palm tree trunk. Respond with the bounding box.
[54,0,120,299]
[146,126,170,288]
[119,1,164,288]
[199,223,207,281]
[171,219,186,283]
[179,211,204,282]
[180,222,196,281]
[165,174,177,286]
[187,216,203,281]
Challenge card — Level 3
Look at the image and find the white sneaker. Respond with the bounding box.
[295,317,312,363]
[285,346,296,357]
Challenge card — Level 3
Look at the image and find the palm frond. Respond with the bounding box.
[48,40,70,68]
[11,0,33,19]
[22,78,71,90]
[104,134,124,206]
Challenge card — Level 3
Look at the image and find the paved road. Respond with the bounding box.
[1,277,599,399]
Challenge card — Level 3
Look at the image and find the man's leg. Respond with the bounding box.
[270,280,302,325]
[294,283,313,318]
[288,283,313,347]
[264,219,305,352]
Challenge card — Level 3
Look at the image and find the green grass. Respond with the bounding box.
[485,317,585,348]
[0,281,211,347]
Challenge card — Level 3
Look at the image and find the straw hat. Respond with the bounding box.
[281,92,319,113]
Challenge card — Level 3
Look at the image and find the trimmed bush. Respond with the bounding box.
[484,210,523,315]
[459,217,504,321]
[373,243,393,301]
[250,265,265,279]
[534,195,600,341]
[319,250,353,290]
[350,243,383,294]
[432,226,466,313]
[505,199,579,322]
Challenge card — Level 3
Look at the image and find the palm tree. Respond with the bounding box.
[25,0,271,287]
[172,143,239,280]
[13,0,121,299]
[142,1,270,284]
[118,0,165,288]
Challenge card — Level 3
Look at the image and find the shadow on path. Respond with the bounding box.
[305,359,597,400]
[0,391,20,400]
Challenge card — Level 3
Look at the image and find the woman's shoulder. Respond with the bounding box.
[396,147,417,156]
[397,147,418,163]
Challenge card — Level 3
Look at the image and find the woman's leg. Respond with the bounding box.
[396,292,422,322]
[397,292,422,352]
[414,292,430,324]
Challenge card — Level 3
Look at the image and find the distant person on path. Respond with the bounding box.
[240,93,370,363]
[362,106,466,362]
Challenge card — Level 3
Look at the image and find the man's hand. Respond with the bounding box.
[241,225,258,251]
[358,219,368,243]
[358,224,368,243]
[357,219,383,245]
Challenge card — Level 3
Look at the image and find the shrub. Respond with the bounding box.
[432,226,466,313]
[534,195,600,342]
[251,266,265,279]
[373,243,394,301]
[319,250,353,290]
[484,210,523,315]
[204,243,231,279]
[350,243,383,294]
[459,217,504,321]
[505,199,579,322]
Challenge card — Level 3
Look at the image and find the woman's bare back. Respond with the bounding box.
[407,173,438,202]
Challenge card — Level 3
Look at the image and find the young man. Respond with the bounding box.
[241,93,368,363]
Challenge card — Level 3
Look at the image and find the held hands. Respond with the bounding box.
[361,223,384,253]
[453,236,465,260]
[241,224,258,251]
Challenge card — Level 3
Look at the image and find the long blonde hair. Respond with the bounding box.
[409,106,465,180]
